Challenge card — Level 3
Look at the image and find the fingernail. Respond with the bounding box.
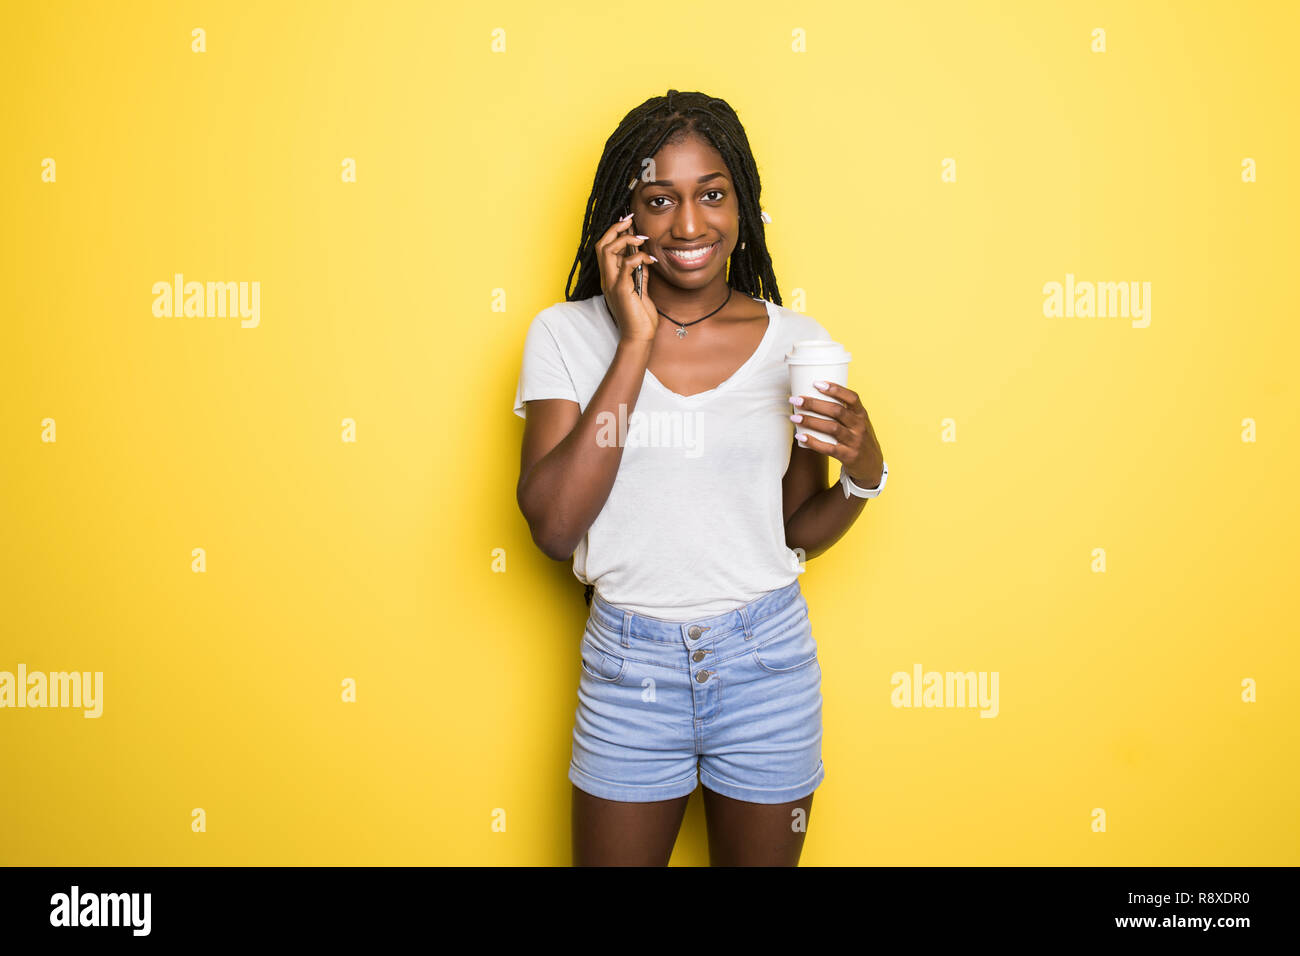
[634,235,648,240]
[814,380,828,389]
[796,432,808,441]
[619,213,633,221]
[790,396,804,406]
[648,256,657,262]
[790,414,803,422]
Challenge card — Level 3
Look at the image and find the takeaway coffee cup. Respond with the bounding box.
[786,339,852,444]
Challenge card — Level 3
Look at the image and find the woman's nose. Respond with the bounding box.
[675,205,703,239]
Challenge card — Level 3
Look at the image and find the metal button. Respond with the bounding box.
[688,626,702,639]
[691,650,706,662]
[695,671,710,683]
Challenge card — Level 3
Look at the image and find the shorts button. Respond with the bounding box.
[691,650,705,662]
[695,671,710,683]
[688,626,702,639]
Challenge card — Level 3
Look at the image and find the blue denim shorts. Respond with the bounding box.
[569,578,824,804]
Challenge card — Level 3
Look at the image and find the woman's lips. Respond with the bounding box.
[662,240,720,270]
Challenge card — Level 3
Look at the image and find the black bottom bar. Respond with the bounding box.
[0,865,1284,941]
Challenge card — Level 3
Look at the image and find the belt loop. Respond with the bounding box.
[621,609,632,648]
[739,604,753,641]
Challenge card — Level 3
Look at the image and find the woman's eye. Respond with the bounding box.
[647,191,723,208]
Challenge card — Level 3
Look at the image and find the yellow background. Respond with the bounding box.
[2,0,1296,865]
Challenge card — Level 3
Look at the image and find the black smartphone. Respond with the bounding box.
[623,205,643,297]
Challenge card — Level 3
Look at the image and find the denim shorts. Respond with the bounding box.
[569,578,824,804]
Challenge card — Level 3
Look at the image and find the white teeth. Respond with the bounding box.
[667,243,715,261]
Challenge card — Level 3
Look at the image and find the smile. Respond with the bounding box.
[663,241,720,269]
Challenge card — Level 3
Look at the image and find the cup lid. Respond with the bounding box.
[786,339,851,364]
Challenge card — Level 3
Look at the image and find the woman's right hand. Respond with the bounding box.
[597,214,659,344]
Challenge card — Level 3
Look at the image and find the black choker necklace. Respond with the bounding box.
[657,287,733,339]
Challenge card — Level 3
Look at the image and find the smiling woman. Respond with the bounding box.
[563,90,779,307]
[512,89,886,868]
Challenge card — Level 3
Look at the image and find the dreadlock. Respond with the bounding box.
[564,89,782,309]
[567,91,781,610]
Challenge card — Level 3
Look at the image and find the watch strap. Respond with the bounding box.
[841,460,888,499]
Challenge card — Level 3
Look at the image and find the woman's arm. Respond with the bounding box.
[783,439,881,559]
[782,380,886,560]
[516,338,654,560]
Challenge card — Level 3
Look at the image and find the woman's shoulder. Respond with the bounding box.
[764,299,834,344]
[532,293,608,330]
[522,294,615,364]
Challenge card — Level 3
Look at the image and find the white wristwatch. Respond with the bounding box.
[840,461,888,499]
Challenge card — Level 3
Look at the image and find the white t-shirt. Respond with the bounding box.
[513,292,835,620]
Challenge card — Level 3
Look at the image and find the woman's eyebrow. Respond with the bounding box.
[646,172,728,187]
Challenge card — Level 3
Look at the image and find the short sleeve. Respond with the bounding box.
[512,312,579,418]
[786,310,836,350]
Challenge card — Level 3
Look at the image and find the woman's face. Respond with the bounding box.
[630,133,739,291]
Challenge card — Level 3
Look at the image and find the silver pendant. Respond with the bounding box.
[676,327,687,339]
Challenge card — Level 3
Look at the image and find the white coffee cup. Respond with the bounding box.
[786,339,851,444]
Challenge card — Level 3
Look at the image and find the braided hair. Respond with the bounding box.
[568,91,781,610]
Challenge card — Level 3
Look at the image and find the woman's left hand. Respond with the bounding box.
[789,381,885,487]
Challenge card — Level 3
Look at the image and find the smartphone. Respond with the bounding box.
[623,206,643,297]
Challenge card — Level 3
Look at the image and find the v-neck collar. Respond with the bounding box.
[641,296,779,405]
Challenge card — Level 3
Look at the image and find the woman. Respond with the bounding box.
[513,90,888,866]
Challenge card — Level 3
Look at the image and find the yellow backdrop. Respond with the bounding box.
[2,0,1296,865]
